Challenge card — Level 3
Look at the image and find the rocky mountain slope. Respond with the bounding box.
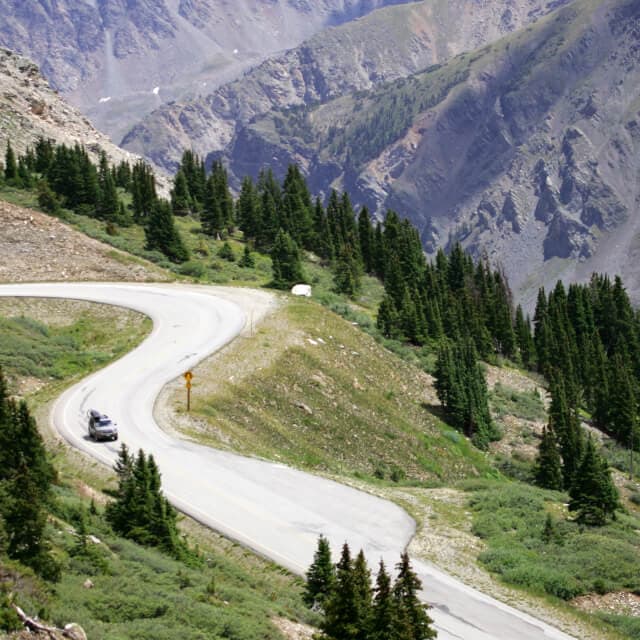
[138,0,637,309]
[0,0,411,141]
[0,47,152,177]
[0,199,168,283]
[121,0,570,170]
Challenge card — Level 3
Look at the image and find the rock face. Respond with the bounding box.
[0,0,410,140]
[121,0,569,170]
[0,47,151,175]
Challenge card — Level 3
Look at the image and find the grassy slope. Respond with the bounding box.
[170,297,494,483]
[0,299,311,639]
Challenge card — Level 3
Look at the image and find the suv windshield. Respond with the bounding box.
[97,418,112,427]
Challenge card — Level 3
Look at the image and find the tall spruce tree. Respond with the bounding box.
[534,426,563,490]
[145,200,189,263]
[569,437,619,525]
[304,535,335,609]
[371,560,395,640]
[271,229,305,289]
[322,543,358,640]
[393,553,436,640]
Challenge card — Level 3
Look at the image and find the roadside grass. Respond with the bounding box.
[462,480,640,603]
[0,298,151,391]
[0,299,312,638]
[596,614,640,640]
[172,298,493,484]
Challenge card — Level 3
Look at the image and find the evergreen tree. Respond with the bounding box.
[106,445,183,555]
[392,553,436,640]
[202,173,225,237]
[534,426,563,490]
[304,535,335,609]
[131,160,158,222]
[333,243,362,298]
[352,550,373,640]
[371,560,395,640]
[435,340,497,449]
[237,176,260,241]
[4,141,18,183]
[322,543,358,640]
[514,305,535,368]
[239,244,255,268]
[171,169,192,216]
[569,437,619,525]
[218,241,235,262]
[145,200,189,263]
[0,370,58,580]
[271,229,305,289]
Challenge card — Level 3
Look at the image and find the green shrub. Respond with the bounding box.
[178,261,205,278]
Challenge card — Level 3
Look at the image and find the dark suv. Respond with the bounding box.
[88,409,118,441]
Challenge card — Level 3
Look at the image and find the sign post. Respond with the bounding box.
[184,371,193,412]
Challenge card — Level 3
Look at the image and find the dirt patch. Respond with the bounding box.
[0,200,169,283]
[573,591,640,617]
[271,617,316,640]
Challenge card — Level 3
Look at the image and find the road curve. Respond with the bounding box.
[0,282,575,640]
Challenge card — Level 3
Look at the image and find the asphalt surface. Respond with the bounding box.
[0,282,576,640]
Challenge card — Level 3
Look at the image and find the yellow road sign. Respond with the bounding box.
[184,371,193,381]
[186,381,192,390]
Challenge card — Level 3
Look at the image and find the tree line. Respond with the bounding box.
[304,535,437,640]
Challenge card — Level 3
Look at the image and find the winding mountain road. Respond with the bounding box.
[0,282,575,640]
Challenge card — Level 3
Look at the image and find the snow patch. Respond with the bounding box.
[152,86,160,95]
[98,96,111,103]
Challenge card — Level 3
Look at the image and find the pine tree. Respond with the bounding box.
[239,244,255,268]
[569,437,619,525]
[333,243,362,298]
[4,141,18,183]
[171,169,193,216]
[202,173,225,237]
[371,560,395,640]
[145,200,189,263]
[304,535,335,609]
[271,229,305,289]
[534,426,563,490]
[352,550,373,640]
[393,553,436,640]
[322,543,358,640]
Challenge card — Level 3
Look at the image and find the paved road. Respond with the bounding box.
[0,282,576,640]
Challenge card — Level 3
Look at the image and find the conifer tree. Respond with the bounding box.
[393,553,436,640]
[271,229,305,289]
[0,370,58,580]
[534,426,563,490]
[371,560,395,640]
[202,173,225,237]
[333,243,362,298]
[569,437,619,525]
[304,535,335,609]
[4,141,18,183]
[352,550,373,640]
[145,200,189,263]
[322,543,358,640]
[237,176,260,241]
[239,244,255,268]
[171,169,192,216]
[358,207,374,274]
